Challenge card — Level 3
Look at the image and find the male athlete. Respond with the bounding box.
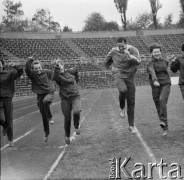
[104,37,141,133]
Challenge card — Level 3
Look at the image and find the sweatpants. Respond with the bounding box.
[179,85,184,100]
[61,97,81,137]
[151,84,170,130]
[115,74,136,127]
[0,99,13,141]
[37,93,54,137]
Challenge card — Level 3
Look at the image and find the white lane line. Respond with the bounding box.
[14,104,36,112]
[110,90,163,180]
[13,96,35,102]
[13,91,88,122]
[14,101,61,122]
[42,91,103,180]
[2,92,94,151]
[0,126,38,151]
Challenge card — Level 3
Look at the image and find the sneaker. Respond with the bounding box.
[120,109,126,118]
[8,141,14,147]
[128,126,137,134]
[49,118,54,124]
[2,128,7,136]
[162,130,168,136]
[160,122,166,129]
[43,135,48,142]
[75,128,81,135]
[65,136,70,145]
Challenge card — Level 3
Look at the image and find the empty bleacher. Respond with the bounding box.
[71,36,149,58]
[149,34,184,55]
[0,38,80,62]
[0,31,183,96]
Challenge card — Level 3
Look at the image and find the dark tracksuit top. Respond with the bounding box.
[53,66,80,137]
[104,45,141,127]
[52,66,80,100]
[25,60,54,137]
[0,66,23,141]
[170,54,184,85]
[0,66,24,100]
[104,45,141,78]
[147,57,171,126]
[147,57,171,86]
[25,60,54,94]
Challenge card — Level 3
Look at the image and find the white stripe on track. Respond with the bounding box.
[1,126,38,151]
[14,101,61,122]
[110,90,164,180]
[42,91,103,180]
[14,104,36,112]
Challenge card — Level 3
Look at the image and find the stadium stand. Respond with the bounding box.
[0,29,183,96]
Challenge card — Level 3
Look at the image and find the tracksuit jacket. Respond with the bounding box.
[0,66,24,100]
[52,66,80,100]
[147,57,171,86]
[170,54,184,85]
[25,60,54,94]
[0,65,23,141]
[104,44,141,78]
[147,57,171,127]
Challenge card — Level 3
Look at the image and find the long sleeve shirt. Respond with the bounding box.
[52,66,80,100]
[104,44,141,78]
[0,66,23,100]
[25,59,54,95]
[147,57,171,86]
[170,54,184,85]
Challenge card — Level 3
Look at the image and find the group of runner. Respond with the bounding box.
[0,37,183,147]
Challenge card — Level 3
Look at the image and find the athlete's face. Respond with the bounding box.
[151,48,161,60]
[33,63,42,74]
[117,42,127,52]
[58,62,65,73]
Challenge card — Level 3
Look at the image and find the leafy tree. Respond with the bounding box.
[83,12,106,31]
[63,26,72,32]
[177,13,184,28]
[114,0,129,31]
[164,14,174,28]
[126,20,137,30]
[135,12,153,30]
[179,0,184,12]
[50,21,60,32]
[32,9,60,32]
[177,0,184,27]
[104,21,119,31]
[2,0,25,31]
[148,0,162,29]
[0,23,6,32]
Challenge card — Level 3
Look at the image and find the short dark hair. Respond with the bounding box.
[182,43,184,51]
[32,60,42,68]
[149,43,162,53]
[117,37,127,44]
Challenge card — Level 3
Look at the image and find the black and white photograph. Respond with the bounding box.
[0,0,183,179]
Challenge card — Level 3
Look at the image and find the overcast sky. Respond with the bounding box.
[0,0,181,31]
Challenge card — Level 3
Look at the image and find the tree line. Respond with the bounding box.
[0,0,184,32]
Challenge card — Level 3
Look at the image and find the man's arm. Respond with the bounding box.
[147,60,158,83]
[46,69,54,80]
[68,68,79,83]
[10,63,24,80]
[52,67,61,85]
[127,46,141,65]
[25,58,34,79]
[52,67,75,85]
[104,50,114,69]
